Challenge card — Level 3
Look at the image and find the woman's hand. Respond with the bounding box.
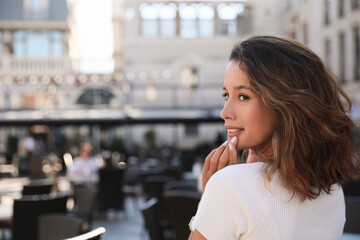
[202,136,238,191]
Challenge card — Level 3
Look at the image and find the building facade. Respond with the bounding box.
[3,0,356,156]
[114,0,288,148]
[285,0,360,120]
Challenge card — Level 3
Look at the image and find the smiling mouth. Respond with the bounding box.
[227,129,244,134]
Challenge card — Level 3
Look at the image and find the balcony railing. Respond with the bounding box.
[0,56,72,75]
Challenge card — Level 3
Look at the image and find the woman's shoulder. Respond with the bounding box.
[208,162,268,193]
[215,162,266,180]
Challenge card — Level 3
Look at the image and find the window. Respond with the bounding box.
[325,38,332,68]
[140,4,176,38]
[352,0,360,9]
[185,123,198,137]
[179,4,215,38]
[303,22,308,45]
[13,30,63,57]
[179,4,197,38]
[339,32,345,83]
[50,31,63,57]
[0,31,2,56]
[159,4,176,38]
[198,4,214,38]
[76,88,115,105]
[25,0,49,20]
[338,0,345,18]
[140,4,158,38]
[217,3,244,36]
[324,0,331,25]
[139,3,216,38]
[353,26,360,80]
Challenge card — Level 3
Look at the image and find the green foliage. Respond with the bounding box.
[144,127,156,150]
[108,136,125,153]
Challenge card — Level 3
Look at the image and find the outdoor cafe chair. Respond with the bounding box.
[11,192,70,240]
[164,179,199,192]
[343,195,360,234]
[141,197,165,240]
[38,213,90,240]
[21,177,55,196]
[164,189,201,240]
[98,167,125,212]
[70,183,98,225]
[64,227,106,240]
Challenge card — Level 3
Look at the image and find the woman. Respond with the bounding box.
[189,35,360,240]
[67,142,99,184]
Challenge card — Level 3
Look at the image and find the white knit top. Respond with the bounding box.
[192,162,345,240]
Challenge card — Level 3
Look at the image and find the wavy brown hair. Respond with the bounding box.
[230,35,360,201]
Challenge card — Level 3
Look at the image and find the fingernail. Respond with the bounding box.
[230,136,237,144]
[222,140,228,146]
[229,143,233,151]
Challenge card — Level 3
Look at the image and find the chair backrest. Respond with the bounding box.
[38,213,89,240]
[141,198,165,240]
[64,227,106,240]
[141,175,175,229]
[343,180,360,196]
[21,178,54,195]
[72,184,98,223]
[11,192,70,240]
[98,168,124,211]
[164,179,199,192]
[141,175,174,200]
[122,164,140,186]
[343,196,360,233]
[164,190,201,240]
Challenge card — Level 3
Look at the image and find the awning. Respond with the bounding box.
[0,107,223,126]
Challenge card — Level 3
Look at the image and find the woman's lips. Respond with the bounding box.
[227,128,244,138]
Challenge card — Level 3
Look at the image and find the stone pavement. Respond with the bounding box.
[92,197,149,240]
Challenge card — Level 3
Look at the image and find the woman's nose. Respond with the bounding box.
[220,101,235,120]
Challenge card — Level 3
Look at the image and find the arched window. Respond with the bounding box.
[76,88,115,105]
[198,4,214,38]
[140,3,176,38]
[179,4,197,38]
[217,3,244,36]
[159,4,176,38]
[140,4,159,38]
[179,4,214,38]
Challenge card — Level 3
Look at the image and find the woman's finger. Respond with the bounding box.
[228,136,238,165]
[208,140,228,172]
[203,149,217,172]
[202,140,228,191]
[217,146,229,170]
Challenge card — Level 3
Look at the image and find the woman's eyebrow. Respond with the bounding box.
[235,85,252,91]
[223,85,252,91]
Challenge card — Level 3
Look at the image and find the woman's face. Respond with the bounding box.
[79,148,90,160]
[220,60,278,154]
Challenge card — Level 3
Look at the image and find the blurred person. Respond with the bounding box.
[188,35,360,240]
[23,133,45,177]
[67,142,99,184]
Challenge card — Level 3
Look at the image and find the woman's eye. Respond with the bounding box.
[239,95,249,101]
[222,93,229,100]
